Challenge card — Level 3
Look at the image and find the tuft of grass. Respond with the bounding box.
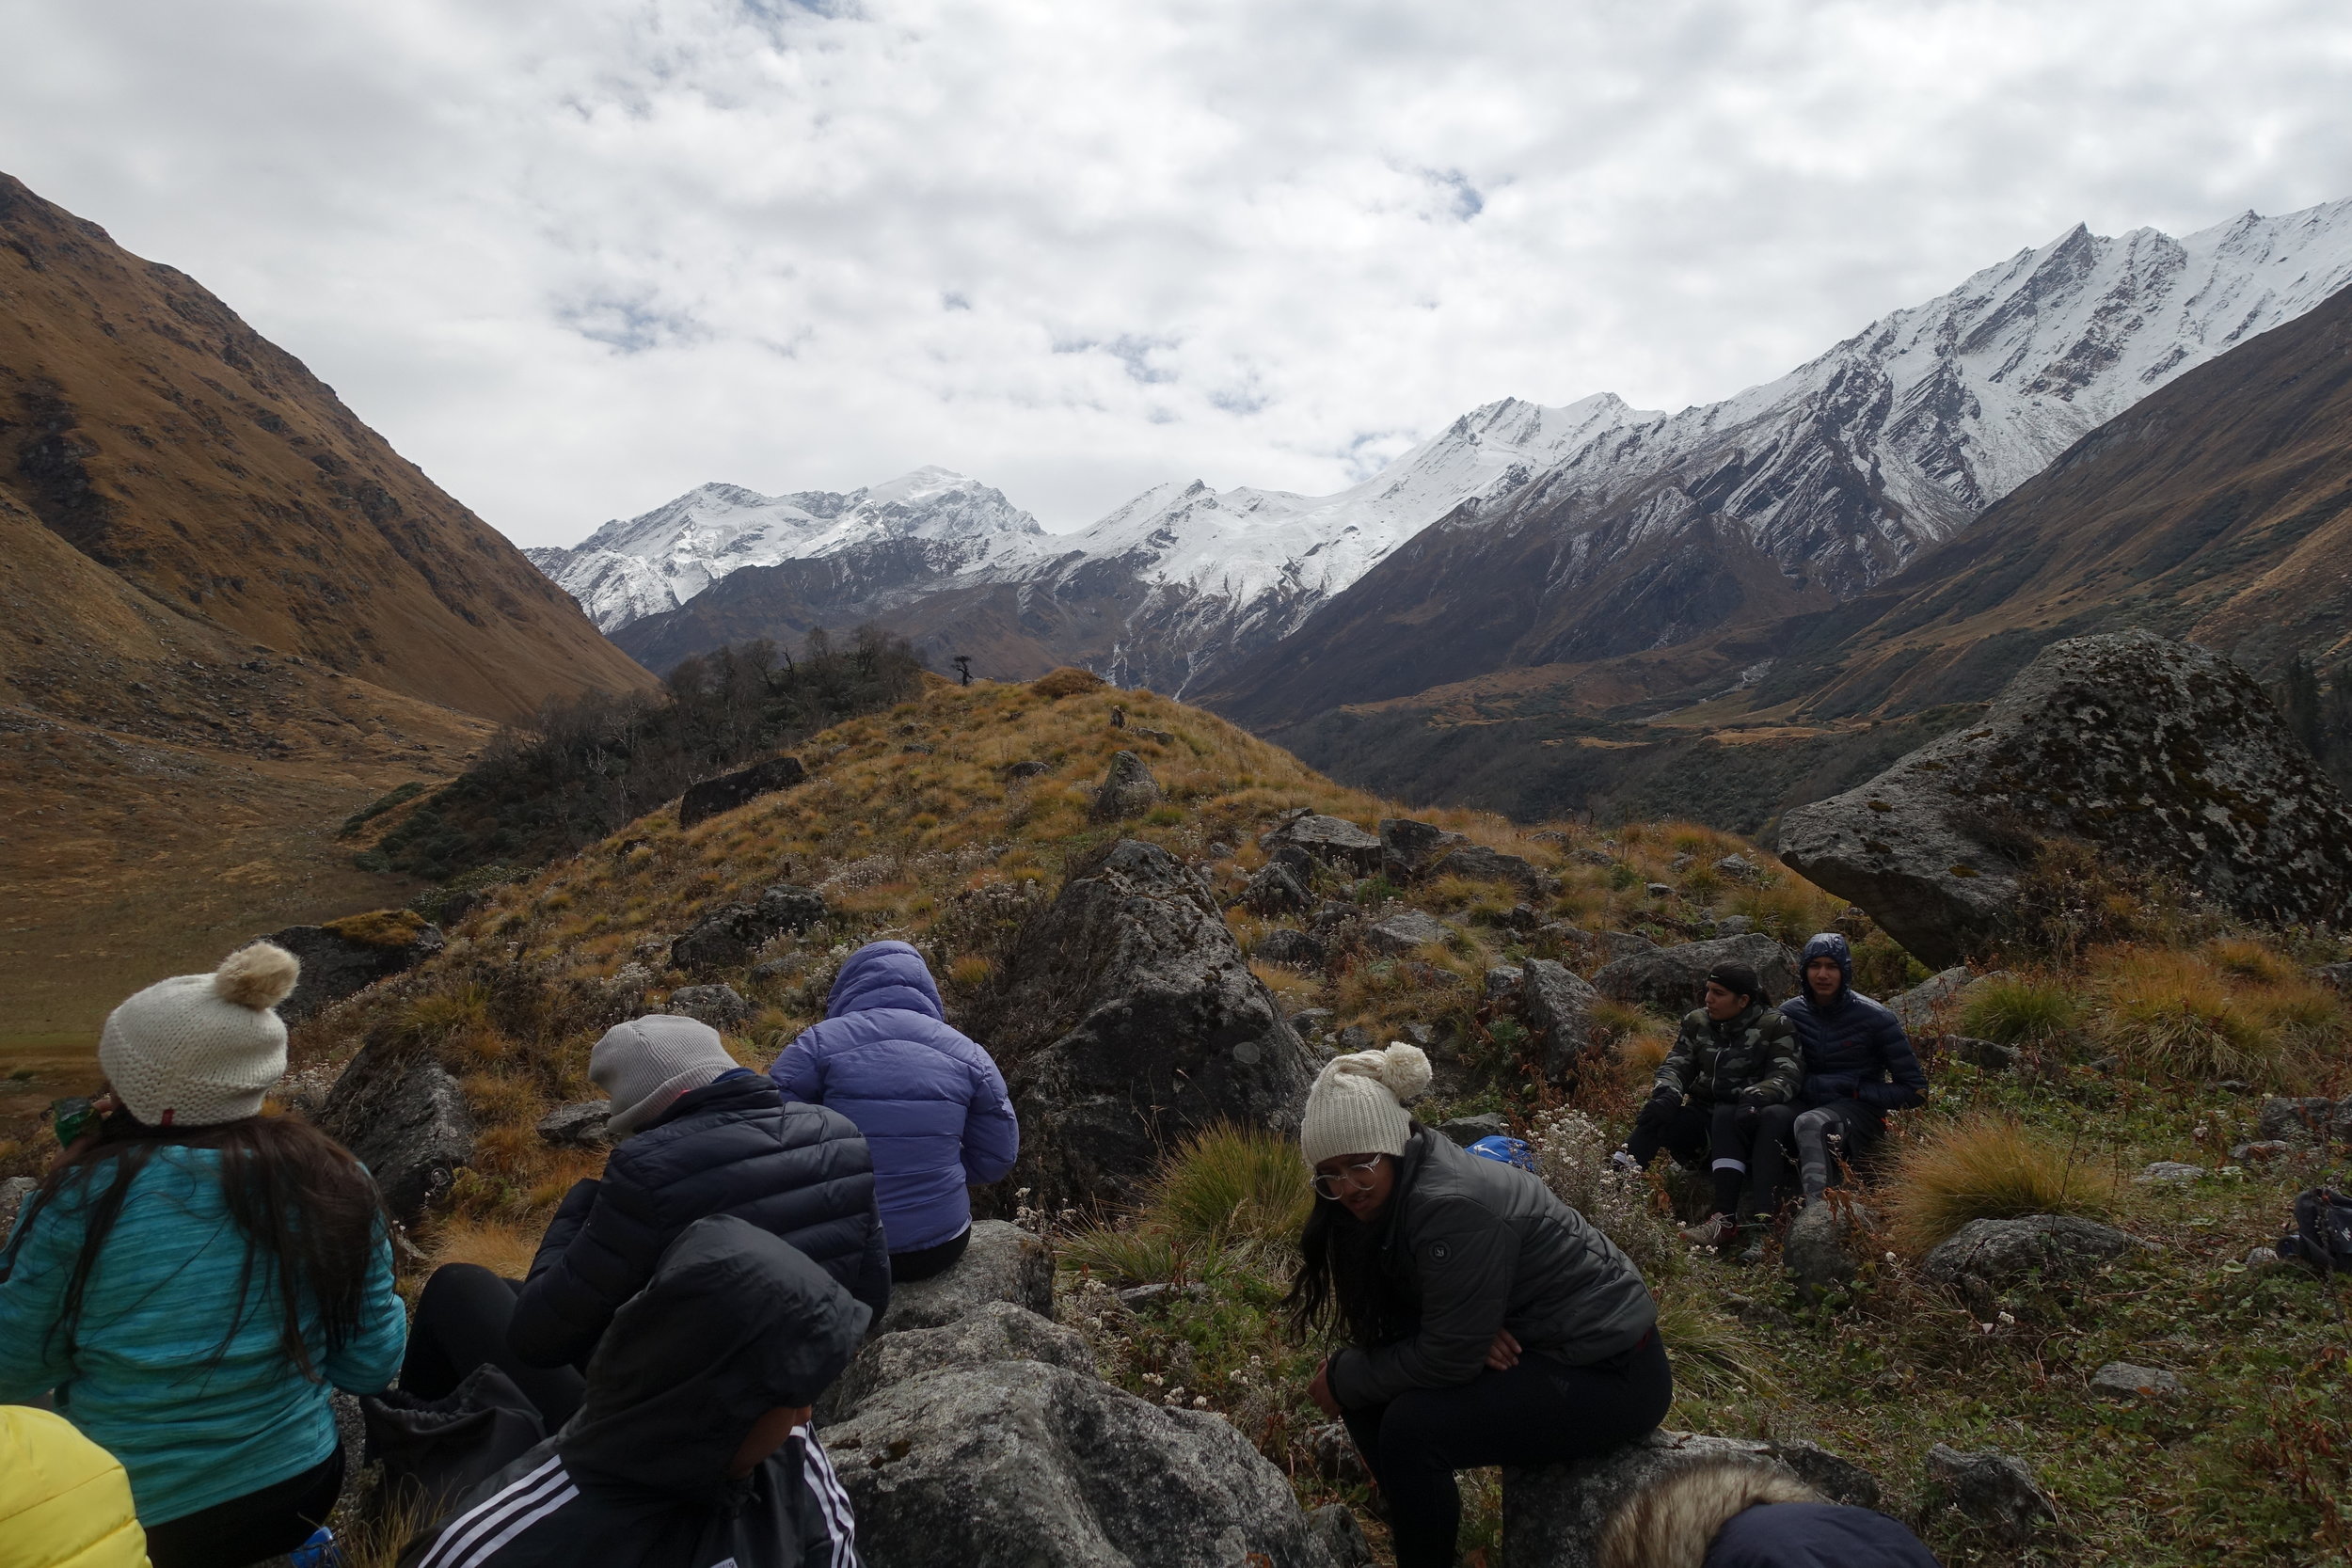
[2207,938,2299,987]
[323,907,431,948]
[1957,977,2081,1044]
[1059,1224,1192,1287]
[1152,1122,1314,1253]
[1657,1287,1781,1403]
[946,954,994,989]
[1886,1115,2117,1254]
[2096,951,2280,1084]
[1031,666,1107,698]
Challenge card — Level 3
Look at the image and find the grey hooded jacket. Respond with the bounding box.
[1327,1128,1658,1410]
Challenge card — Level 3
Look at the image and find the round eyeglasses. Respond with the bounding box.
[1311,1154,1387,1200]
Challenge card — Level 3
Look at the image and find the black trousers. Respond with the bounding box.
[1626,1098,1760,1219]
[890,1225,971,1283]
[1340,1331,1673,1568]
[142,1449,343,1568]
[403,1263,588,1429]
[1748,1100,1883,1212]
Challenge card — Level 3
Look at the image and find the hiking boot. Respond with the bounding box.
[1609,1148,1641,1176]
[1679,1212,1735,1248]
[1732,1225,1768,1266]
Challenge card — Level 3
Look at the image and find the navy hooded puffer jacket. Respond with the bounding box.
[1777,933,1928,1115]
[768,942,1020,1255]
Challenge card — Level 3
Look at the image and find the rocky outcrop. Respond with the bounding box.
[2259,1096,2350,1145]
[821,1298,1089,1424]
[667,983,752,1029]
[1253,928,1327,969]
[677,753,806,829]
[1887,966,1971,1033]
[1779,632,2352,967]
[1263,813,1383,877]
[1922,1445,2057,1547]
[1091,751,1163,821]
[877,1220,1054,1336]
[1520,959,1601,1080]
[1379,817,1468,883]
[316,1041,475,1224]
[1364,909,1450,955]
[1502,1430,1883,1567]
[1922,1213,2146,1315]
[669,883,828,973]
[534,1100,610,1148]
[1241,859,1312,916]
[1430,843,1560,899]
[988,840,1316,1205]
[1590,934,1800,1012]
[264,911,445,1023]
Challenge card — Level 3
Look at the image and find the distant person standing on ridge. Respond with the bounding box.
[0,943,405,1568]
[1289,1044,1670,1568]
[401,1014,888,1428]
[1609,962,1803,1260]
[768,940,1020,1281]
[1753,932,1928,1220]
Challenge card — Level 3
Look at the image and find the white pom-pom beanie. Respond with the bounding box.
[1300,1043,1434,1167]
[99,942,301,1128]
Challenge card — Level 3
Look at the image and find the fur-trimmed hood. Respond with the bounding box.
[1601,1458,1819,1568]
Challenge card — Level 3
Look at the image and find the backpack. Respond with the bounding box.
[2277,1188,2352,1274]
[361,1363,547,1527]
[1467,1135,1538,1173]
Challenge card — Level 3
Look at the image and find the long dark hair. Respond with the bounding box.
[4,1102,387,1379]
[1285,1191,1419,1349]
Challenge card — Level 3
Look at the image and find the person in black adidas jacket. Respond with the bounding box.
[398,1214,866,1568]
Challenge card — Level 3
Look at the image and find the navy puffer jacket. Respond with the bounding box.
[1778,933,1928,1116]
[508,1072,888,1370]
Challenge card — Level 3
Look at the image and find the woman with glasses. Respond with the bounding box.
[1287,1044,1671,1568]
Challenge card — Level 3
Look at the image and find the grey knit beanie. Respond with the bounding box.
[99,942,301,1128]
[593,1015,740,1137]
[1300,1043,1433,1167]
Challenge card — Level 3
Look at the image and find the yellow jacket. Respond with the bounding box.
[0,1406,148,1568]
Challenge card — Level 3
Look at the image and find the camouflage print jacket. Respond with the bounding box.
[1654,1002,1803,1106]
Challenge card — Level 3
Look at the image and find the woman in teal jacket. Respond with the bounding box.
[0,943,405,1568]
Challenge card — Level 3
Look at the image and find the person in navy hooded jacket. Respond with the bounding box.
[769,941,1021,1281]
[1755,933,1928,1218]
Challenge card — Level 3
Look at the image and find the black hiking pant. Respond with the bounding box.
[142,1448,343,1568]
[1626,1097,1763,1219]
[1747,1100,1883,1214]
[890,1225,972,1283]
[403,1263,588,1428]
[1340,1331,1673,1568]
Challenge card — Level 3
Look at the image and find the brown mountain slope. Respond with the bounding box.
[0,171,652,723]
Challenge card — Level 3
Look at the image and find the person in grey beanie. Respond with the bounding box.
[401,1015,888,1427]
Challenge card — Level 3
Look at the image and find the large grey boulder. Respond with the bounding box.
[677,752,805,829]
[878,1220,1054,1336]
[1922,1213,2146,1314]
[822,1299,1090,1424]
[1091,751,1163,821]
[1240,859,1311,916]
[264,913,445,1024]
[1778,631,2352,967]
[1591,934,1800,1012]
[1364,908,1451,955]
[1887,966,1971,1033]
[1379,817,1468,883]
[826,1360,1338,1568]
[987,840,1316,1206]
[1922,1444,2058,1546]
[670,883,828,973]
[1263,813,1383,877]
[316,1041,475,1224]
[2259,1095,2348,1145]
[1521,959,1602,1080]
[1502,1430,1882,1567]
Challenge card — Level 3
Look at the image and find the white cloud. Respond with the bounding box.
[4,0,2350,543]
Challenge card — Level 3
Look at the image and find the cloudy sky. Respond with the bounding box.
[5,0,2351,546]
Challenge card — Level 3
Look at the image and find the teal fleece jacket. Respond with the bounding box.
[0,1146,406,1525]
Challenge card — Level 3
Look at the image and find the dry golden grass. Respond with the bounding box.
[421,1213,546,1280]
[321,908,433,948]
[2085,943,2340,1086]
[1886,1115,2118,1254]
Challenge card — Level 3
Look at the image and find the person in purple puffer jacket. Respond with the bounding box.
[768,942,1021,1281]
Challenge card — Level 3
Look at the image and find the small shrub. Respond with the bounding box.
[946,954,995,989]
[1887,1116,2116,1254]
[323,908,430,948]
[1151,1122,1314,1253]
[1850,927,1930,997]
[1528,1108,1680,1280]
[1031,667,1107,698]
[2097,954,2280,1083]
[1957,978,2082,1044]
[1060,1223,1190,1287]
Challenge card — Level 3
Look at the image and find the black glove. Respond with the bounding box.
[1648,1085,1682,1109]
[1740,1086,1772,1107]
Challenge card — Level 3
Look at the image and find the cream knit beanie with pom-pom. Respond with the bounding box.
[1300,1043,1433,1167]
[99,942,300,1128]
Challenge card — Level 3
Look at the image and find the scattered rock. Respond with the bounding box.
[2231,1140,2292,1165]
[1570,847,1613,867]
[1430,843,1561,899]
[1252,927,1327,969]
[828,1360,1335,1568]
[821,1300,1089,1424]
[1113,1282,1206,1310]
[676,753,806,830]
[263,913,446,1024]
[1645,881,1676,898]
[1591,934,1801,1012]
[1399,1022,1440,1050]
[1521,959,1602,1080]
[667,983,752,1029]
[2259,1096,2346,1146]
[1784,1201,1859,1296]
[988,841,1315,1206]
[0,1175,36,1248]
[1091,751,1164,821]
[1600,930,1655,963]
[1922,1444,2058,1546]
[670,884,829,973]
[1922,1213,2146,1308]
[1779,630,2352,968]
[1713,914,1754,935]
[1307,1423,1369,1486]
[1484,965,1525,1003]
[1713,854,1764,881]
[2134,1162,2204,1185]
[878,1220,1054,1337]
[1288,1007,1334,1038]
[1670,854,1695,873]
[2090,1362,2183,1399]
[1364,909,1451,955]
[750,954,810,985]
[1241,859,1312,916]
[1002,759,1051,780]
[1437,1113,1509,1147]
[1132,726,1175,746]
[1502,1430,1883,1567]
[1262,814,1384,878]
[1205,841,1234,861]
[1335,1025,1373,1052]
[317,1043,475,1225]
[1945,1035,2020,1072]
[534,1101,610,1148]
[1309,1502,1375,1568]
[2311,961,2352,993]
[1378,817,1470,883]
